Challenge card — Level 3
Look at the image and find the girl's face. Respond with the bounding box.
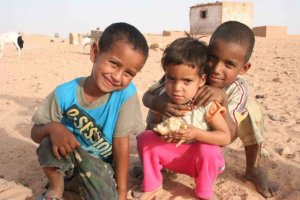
[89,41,146,96]
[165,64,206,105]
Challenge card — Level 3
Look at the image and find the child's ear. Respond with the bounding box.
[239,62,251,75]
[90,42,100,63]
[198,74,207,88]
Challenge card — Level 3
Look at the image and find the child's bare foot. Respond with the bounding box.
[139,186,163,200]
[43,167,64,199]
[44,187,64,199]
[37,187,63,200]
[245,167,279,198]
[131,184,163,200]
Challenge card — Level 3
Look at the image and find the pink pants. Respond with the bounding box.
[137,130,225,199]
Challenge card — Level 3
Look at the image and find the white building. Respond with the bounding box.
[189,1,253,35]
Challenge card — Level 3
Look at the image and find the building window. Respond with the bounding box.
[200,10,207,19]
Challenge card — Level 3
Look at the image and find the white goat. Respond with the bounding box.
[0,32,24,58]
[82,37,94,52]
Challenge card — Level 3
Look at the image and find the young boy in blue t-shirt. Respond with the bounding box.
[31,22,149,200]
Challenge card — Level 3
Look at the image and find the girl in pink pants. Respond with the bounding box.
[138,37,232,199]
[137,130,225,198]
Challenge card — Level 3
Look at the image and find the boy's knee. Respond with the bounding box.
[237,113,264,146]
[36,137,74,173]
[40,136,52,147]
[37,137,56,164]
[37,137,52,156]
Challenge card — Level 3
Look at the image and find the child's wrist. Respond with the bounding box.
[222,96,229,106]
[45,122,59,136]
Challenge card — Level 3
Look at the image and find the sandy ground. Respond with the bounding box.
[0,32,299,200]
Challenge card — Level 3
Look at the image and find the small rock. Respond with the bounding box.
[216,178,225,185]
[255,94,265,99]
[269,113,286,122]
[272,77,281,82]
[280,146,294,158]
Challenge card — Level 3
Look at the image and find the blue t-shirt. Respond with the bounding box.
[51,78,137,163]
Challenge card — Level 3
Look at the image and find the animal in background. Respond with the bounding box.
[82,36,94,52]
[0,32,24,58]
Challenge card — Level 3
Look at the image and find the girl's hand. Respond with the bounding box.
[170,126,197,142]
[193,85,228,107]
[47,122,80,160]
[160,135,180,143]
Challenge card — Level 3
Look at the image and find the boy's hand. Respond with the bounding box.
[153,93,191,117]
[47,122,80,160]
[193,85,228,107]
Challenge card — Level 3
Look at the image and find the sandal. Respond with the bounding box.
[36,193,62,200]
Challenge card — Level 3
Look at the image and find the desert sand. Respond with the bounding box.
[0,32,299,200]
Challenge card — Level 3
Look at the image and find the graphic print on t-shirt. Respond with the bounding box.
[65,104,112,162]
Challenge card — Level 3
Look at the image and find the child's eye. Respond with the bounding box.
[184,79,193,84]
[124,71,135,78]
[225,63,236,69]
[165,76,174,81]
[110,61,119,68]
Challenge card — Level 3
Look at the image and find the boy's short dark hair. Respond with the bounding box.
[209,21,255,62]
[98,22,149,58]
[161,37,209,76]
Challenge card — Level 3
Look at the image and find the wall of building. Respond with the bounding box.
[252,26,267,37]
[91,30,102,42]
[253,26,288,37]
[189,2,253,35]
[266,26,287,37]
[189,4,222,35]
[69,33,82,45]
[221,2,253,28]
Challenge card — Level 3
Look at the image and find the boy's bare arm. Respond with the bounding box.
[147,110,163,130]
[31,124,52,144]
[31,122,80,159]
[113,135,129,200]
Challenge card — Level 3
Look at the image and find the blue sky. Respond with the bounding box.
[0,0,299,37]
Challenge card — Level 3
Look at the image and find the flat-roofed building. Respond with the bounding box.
[190,1,253,35]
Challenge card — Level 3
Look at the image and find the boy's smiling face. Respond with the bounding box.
[88,41,146,96]
[207,39,251,88]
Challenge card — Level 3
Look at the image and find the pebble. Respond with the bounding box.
[280,146,294,158]
[269,113,286,122]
